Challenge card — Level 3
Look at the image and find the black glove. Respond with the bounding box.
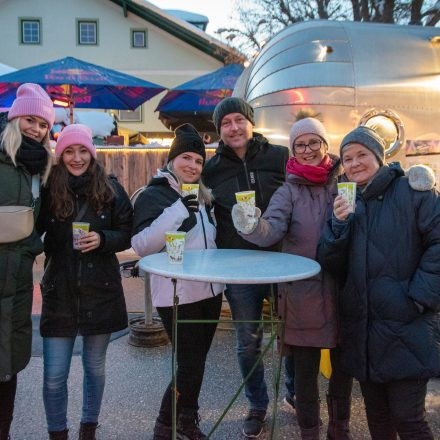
[181,194,199,213]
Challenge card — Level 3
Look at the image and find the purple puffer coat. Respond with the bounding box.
[243,156,342,348]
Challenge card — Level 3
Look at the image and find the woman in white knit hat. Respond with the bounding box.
[232,110,354,440]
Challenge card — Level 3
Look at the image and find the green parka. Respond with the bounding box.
[0,150,43,381]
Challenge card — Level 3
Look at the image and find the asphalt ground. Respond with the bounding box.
[9,251,440,440]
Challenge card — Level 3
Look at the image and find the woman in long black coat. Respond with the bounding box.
[37,124,133,440]
[318,126,440,440]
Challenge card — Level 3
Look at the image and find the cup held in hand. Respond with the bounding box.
[72,222,90,250]
[181,183,200,198]
[337,182,356,213]
[235,190,256,217]
[165,231,186,264]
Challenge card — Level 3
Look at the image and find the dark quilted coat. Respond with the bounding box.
[317,164,440,383]
[37,176,133,337]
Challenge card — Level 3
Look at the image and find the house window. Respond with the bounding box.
[132,30,147,48]
[119,106,142,122]
[20,19,41,44]
[78,20,98,45]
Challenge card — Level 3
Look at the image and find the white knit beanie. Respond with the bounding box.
[289,117,330,151]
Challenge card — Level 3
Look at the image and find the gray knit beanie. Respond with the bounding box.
[289,117,330,151]
[213,97,254,134]
[340,126,385,165]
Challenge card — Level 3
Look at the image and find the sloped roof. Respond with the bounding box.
[108,0,241,63]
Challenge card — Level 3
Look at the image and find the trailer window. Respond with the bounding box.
[360,109,404,158]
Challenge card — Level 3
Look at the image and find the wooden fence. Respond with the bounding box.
[96,147,216,198]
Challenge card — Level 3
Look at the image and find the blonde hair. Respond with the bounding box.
[167,161,213,205]
[0,117,54,184]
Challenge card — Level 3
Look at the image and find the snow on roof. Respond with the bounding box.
[164,9,208,24]
[130,0,232,54]
[0,62,16,75]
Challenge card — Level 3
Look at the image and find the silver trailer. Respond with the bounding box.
[234,20,440,179]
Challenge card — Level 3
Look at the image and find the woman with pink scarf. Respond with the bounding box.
[232,112,353,440]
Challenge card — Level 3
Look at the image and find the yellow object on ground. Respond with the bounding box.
[320,349,332,379]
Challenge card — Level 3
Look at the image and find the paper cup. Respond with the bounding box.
[165,231,186,264]
[181,183,199,198]
[235,190,256,216]
[337,182,357,213]
[72,222,90,250]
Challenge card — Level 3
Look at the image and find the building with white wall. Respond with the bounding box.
[0,0,238,137]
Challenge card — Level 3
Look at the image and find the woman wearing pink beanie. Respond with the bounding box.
[37,124,133,440]
[0,83,55,440]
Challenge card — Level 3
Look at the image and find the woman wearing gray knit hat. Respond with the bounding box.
[232,110,354,440]
[318,125,440,439]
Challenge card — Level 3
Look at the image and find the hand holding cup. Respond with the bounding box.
[181,194,199,213]
[333,195,351,221]
[77,231,101,253]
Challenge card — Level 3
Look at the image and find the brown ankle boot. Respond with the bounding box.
[49,429,68,440]
[78,423,97,440]
[326,394,353,440]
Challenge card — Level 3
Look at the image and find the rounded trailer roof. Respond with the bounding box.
[235,20,440,109]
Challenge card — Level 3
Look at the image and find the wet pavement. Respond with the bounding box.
[10,251,440,439]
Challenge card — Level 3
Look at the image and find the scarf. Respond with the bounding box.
[16,135,48,175]
[68,173,92,196]
[286,154,334,184]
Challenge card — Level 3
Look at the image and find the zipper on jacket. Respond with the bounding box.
[76,259,82,325]
[199,209,215,297]
[243,161,252,189]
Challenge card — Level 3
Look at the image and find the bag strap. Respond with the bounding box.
[75,201,89,222]
[31,174,40,199]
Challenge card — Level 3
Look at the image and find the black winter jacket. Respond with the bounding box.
[202,133,288,250]
[317,165,440,382]
[37,176,133,337]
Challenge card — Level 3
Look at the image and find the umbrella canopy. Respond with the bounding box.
[156,63,244,131]
[0,56,165,121]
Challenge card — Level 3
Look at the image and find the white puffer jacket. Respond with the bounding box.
[131,171,224,307]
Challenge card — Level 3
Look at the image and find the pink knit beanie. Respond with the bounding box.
[8,83,55,129]
[55,124,97,158]
[289,117,330,151]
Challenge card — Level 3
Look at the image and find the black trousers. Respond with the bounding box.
[0,374,17,440]
[360,378,434,440]
[292,346,353,429]
[156,293,222,424]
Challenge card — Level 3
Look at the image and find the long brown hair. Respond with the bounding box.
[49,158,115,220]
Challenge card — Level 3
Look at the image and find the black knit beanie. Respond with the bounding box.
[213,97,255,134]
[168,123,206,163]
[340,126,385,166]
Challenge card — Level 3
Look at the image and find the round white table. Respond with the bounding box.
[139,248,321,284]
[139,249,321,439]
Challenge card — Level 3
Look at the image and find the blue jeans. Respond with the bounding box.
[284,354,295,400]
[43,334,111,432]
[225,284,269,411]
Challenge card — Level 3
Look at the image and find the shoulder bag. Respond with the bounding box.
[0,174,39,243]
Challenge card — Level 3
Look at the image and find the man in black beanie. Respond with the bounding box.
[202,97,288,438]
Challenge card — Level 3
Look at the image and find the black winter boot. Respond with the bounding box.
[326,394,353,440]
[367,421,397,440]
[299,425,320,440]
[0,421,12,440]
[153,418,172,440]
[78,423,97,440]
[176,408,207,440]
[49,429,69,440]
